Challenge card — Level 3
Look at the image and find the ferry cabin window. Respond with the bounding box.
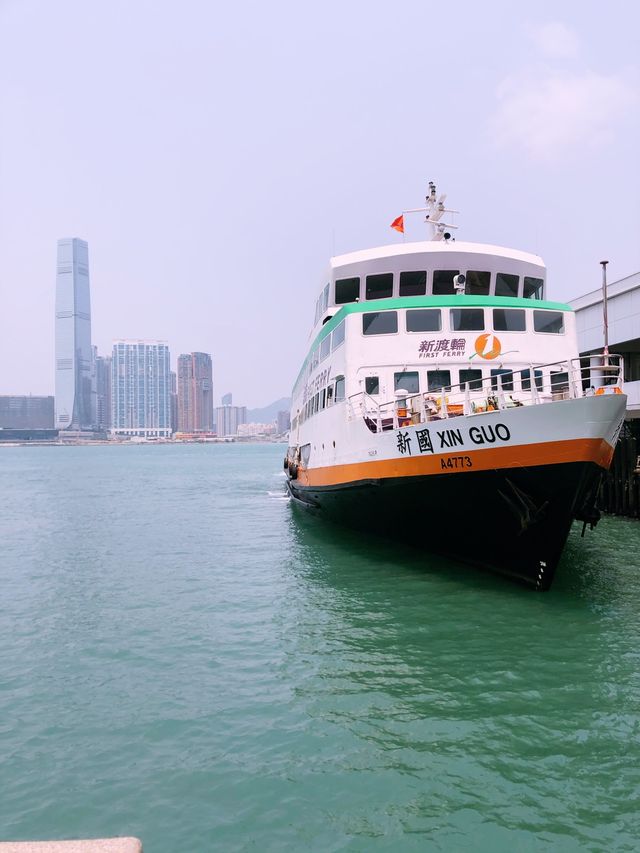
[551,371,569,393]
[534,310,564,334]
[427,370,451,391]
[366,273,393,300]
[460,369,483,390]
[432,269,460,295]
[399,270,427,296]
[493,308,526,332]
[365,376,379,395]
[322,283,330,311]
[334,376,346,402]
[491,369,514,391]
[362,311,398,335]
[394,371,419,394]
[465,271,490,296]
[320,335,331,361]
[495,273,519,298]
[314,393,319,413]
[301,444,311,466]
[524,277,544,300]
[406,309,441,332]
[335,277,360,304]
[331,320,345,349]
[521,369,543,391]
[450,308,485,331]
[326,385,334,405]
[320,389,326,409]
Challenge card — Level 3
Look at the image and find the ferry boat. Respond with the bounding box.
[285,184,626,590]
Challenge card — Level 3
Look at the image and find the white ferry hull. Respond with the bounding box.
[286,395,626,590]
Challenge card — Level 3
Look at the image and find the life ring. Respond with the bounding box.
[595,386,622,395]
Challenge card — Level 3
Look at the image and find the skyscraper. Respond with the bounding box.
[55,238,94,430]
[215,404,247,437]
[95,350,112,431]
[111,341,172,438]
[169,370,178,434]
[177,352,214,432]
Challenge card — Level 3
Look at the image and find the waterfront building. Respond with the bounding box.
[215,404,247,436]
[570,270,640,418]
[237,422,277,437]
[111,341,172,438]
[0,396,54,429]
[177,352,214,432]
[221,392,233,405]
[55,238,94,430]
[95,350,112,430]
[170,371,178,434]
[276,410,291,434]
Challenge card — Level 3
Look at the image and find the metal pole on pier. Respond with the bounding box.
[600,260,609,361]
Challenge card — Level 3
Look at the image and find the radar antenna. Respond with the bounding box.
[401,181,459,241]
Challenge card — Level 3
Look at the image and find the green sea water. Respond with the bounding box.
[1,444,639,852]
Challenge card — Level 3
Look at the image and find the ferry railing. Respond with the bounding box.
[347,355,624,433]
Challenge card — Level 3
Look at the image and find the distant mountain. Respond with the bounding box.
[247,397,291,423]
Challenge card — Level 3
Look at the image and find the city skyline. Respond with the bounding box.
[1,2,637,406]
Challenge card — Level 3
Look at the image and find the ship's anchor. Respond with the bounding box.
[498,478,549,534]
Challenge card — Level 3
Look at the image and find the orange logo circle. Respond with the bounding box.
[474,333,502,359]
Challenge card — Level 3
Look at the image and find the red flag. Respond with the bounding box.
[390,215,404,234]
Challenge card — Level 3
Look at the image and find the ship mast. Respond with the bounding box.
[403,181,459,241]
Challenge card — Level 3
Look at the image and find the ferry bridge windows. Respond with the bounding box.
[450,308,485,331]
[362,311,398,335]
[465,271,491,296]
[460,369,483,390]
[534,310,564,334]
[491,369,514,391]
[394,371,419,394]
[331,319,345,349]
[524,277,544,300]
[432,269,460,295]
[521,369,543,391]
[399,270,427,296]
[322,283,330,311]
[365,376,379,395]
[335,277,360,304]
[493,308,526,332]
[366,273,393,300]
[427,370,451,392]
[334,376,346,402]
[320,336,331,361]
[406,308,441,332]
[496,273,519,298]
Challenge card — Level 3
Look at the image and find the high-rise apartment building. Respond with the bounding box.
[111,341,172,438]
[55,238,94,430]
[169,371,178,434]
[221,392,233,406]
[177,352,214,432]
[215,404,247,437]
[95,351,112,430]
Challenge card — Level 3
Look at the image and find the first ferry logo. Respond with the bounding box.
[474,333,502,359]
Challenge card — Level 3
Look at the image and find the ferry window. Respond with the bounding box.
[326,385,334,406]
[365,376,379,395]
[322,283,330,311]
[493,308,526,332]
[491,369,514,391]
[427,370,451,391]
[524,277,544,300]
[465,270,490,296]
[335,376,345,402]
[394,371,419,393]
[301,444,311,466]
[335,277,360,304]
[320,336,331,361]
[495,273,519,298]
[314,298,320,325]
[314,393,319,413]
[450,308,485,331]
[534,310,564,334]
[433,269,459,295]
[320,389,326,409]
[366,273,393,300]
[460,369,483,390]
[399,270,427,296]
[362,311,398,335]
[406,308,441,332]
[521,369,543,391]
[332,319,345,349]
[551,371,569,393]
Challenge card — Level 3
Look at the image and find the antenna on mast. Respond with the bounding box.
[424,181,459,241]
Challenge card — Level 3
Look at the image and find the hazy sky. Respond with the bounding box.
[1,0,638,406]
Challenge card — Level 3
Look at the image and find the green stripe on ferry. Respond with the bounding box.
[294,295,572,390]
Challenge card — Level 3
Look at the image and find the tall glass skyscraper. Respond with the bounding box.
[177,352,214,433]
[111,341,172,438]
[55,238,94,430]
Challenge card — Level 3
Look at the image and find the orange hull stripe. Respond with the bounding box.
[297,437,614,488]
